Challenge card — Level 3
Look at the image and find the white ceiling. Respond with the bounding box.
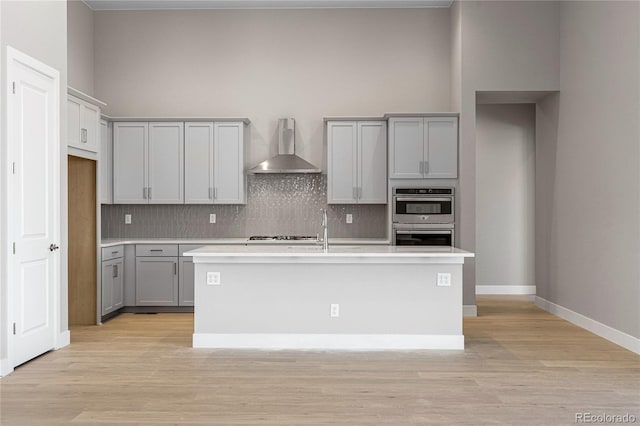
[83,0,452,10]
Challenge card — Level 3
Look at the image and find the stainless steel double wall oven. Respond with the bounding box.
[392,187,455,246]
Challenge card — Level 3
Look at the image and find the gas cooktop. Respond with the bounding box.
[248,235,317,241]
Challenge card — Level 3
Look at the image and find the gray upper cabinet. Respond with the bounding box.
[99,119,113,204]
[184,121,246,204]
[113,122,184,204]
[67,95,100,154]
[113,122,148,204]
[327,120,387,204]
[389,116,458,179]
[148,122,184,204]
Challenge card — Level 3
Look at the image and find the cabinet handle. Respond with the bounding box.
[81,128,87,143]
[214,187,217,200]
[112,251,119,254]
[174,262,177,275]
[113,264,118,278]
[150,249,163,252]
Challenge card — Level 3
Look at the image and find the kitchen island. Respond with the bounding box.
[186,245,474,350]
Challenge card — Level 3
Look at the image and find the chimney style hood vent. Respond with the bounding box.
[249,118,321,174]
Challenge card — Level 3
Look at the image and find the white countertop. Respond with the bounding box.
[185,244,474,259]
[101,238,390,248]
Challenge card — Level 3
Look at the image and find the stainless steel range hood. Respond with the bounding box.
[248,118,321,174]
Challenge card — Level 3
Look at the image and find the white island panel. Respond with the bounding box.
[187,245,473,350]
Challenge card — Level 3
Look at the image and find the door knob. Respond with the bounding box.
[49,244,59,252]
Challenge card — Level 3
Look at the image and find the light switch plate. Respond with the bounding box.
[346,214,353,224]
[124,214,132,225]
[437,272,451,287]
[209,213,216,224]
[330,303,340,317]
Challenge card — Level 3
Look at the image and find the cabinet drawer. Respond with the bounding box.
[135,244,178,257]
[179,244,206,256]
[101,245,124,261]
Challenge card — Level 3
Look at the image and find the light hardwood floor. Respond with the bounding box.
[1,296,638,425]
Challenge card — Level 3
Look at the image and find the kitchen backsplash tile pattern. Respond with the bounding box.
[102,175,387,239]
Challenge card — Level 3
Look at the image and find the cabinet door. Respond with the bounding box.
[184,122,214,204]
[67,97,82,148]
[178,257,194,306]
[112,259,124,310]
[113,122,148,204]
[148,122,184,204]
[357,121,387,204]
[101,260,114,315]
[99,120,113,204]
[388,118,424,179]
[327,121,358,204]
[424,117,458,178]
[135,257,178,306]
[214,122,245,204]
[81,102,100,153]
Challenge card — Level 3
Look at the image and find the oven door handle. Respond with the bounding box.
[395,197,452,203]
[395,231,452,235]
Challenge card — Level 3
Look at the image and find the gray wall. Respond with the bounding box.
[476,104,535,288]
[457,1,560,306]
[93,8,452,171]
[0,0,68,365]
[67,0,94,95]
[102,174,386,239]
[536,1,640,338]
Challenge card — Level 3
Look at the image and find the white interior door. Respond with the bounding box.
[7,47,60,368]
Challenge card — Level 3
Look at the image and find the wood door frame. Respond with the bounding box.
[3,46,63,375]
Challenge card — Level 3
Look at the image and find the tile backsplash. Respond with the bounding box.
[102,174,388,239]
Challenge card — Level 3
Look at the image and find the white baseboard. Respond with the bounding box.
[463,305,477,317]
[193,333,464,350]
[0,357,13,377]
[56,330,70,349]
[476,285,536,295]
[535,296,640,355]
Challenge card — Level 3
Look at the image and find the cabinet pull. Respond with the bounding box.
[81,128,87,143]
[214,187,217,199]
[150,249,163,252]
[113,264,118,278]
[174,262,177,275]
[112,251,119,254]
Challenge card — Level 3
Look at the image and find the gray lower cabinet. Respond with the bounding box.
[178,257,195,306]
[135,257,179,306]
[101,258,124,315]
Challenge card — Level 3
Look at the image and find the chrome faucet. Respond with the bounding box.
[319,208,329,251]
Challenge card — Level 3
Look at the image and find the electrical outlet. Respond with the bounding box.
[209,213,216,224]
[124,214,132,225]
[346,214,353,224]
[207,272,221,286]
[330,303,340,317]
[437,272,451,287]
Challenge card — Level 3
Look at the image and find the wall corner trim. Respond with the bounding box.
[56,330,71,350]
[463,305,477,317]
[476,285,536,295]
[535,296,640,355]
